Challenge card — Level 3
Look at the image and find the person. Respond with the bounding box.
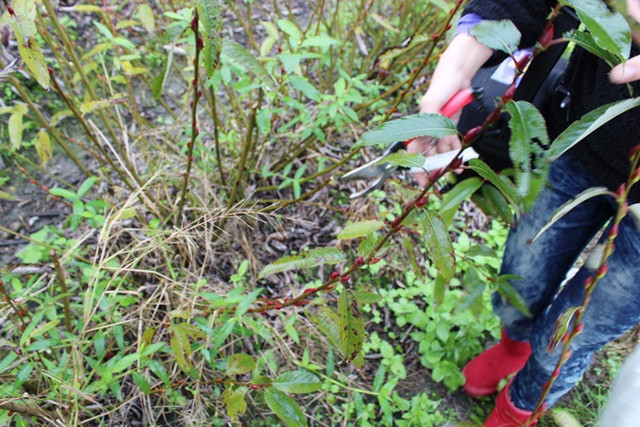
[408,1,640,425]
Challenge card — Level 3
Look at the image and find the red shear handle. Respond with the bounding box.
[440,87,477,118]
[402,87,478,147]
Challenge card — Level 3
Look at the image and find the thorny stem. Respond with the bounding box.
[16,164,72,208]
[5,75,91,177]
[227,91,262,210]
[527,147,640,425]
[208,87,227,186]
[51,250,73,334]
[0,400,58,423]
[176,10,203,225]
[48,69,163,219]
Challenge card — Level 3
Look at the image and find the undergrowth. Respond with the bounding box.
[0,0,638,426]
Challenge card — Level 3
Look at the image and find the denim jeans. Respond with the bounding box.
[491,153,640,410]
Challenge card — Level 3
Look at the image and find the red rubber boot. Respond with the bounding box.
[483,381,543,427]
[462,329,531,396]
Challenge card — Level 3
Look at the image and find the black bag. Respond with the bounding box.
[455,8,579,172]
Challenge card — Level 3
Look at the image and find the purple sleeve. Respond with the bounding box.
[454,13,483,38]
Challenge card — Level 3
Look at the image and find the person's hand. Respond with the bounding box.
[609,0,640,83]
[407,34,492,186]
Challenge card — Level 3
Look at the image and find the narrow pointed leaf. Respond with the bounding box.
[308,307,342,351]
[8,112,24,150]
[337,220,385,240]
[506,101,549,198]
[338,290,365,361]
[357,113,458,147]
[469,159,522,209]
[548,306,580,352]
[439,177,483,212]
[548,98,640,161]
[197,0,222,77]
[422,212,455,281]
[222,39,276,90]
[264,387,308,427]
[530,186,611,243]
[273,370,321,394]
[566,31,620,67]
[137,4,155,33]
[470,20,521,54]
[259,247,346,278]
[559,0,630,62]
[378,152,427,169]
[35,130,52,167]
[496,276,531,317]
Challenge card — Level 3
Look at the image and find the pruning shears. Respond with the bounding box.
[340,87,483,199]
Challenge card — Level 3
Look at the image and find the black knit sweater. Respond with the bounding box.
[465,0,640,202]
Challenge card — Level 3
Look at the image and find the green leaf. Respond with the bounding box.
[358,113,458,147]
[20,309,44,347]
[77,176,98,198]
[458,267,486,315]
[422,212,455,282]
[35,130,52,167]
[338,290,365,361]
[354,291,382,304]
[109,353,139,373]
[548,306,579,352]
[197,0,223,77]
[469,159,522,211]
[264,387,308,427]
[433,273,446,306]
[225,353,256,376]
[308,307,342,351]
[559,0,630,62]
[132,372,152,395]
[301,35,339,49]
[287,75,320,101]
[273,370,321,394]
[279,53,302,74]
[529,186,612,244]
[0,190,18,201]
[402,234,422,277]
[277,19,302,45]
[337,220,385,240]
[505,101,549,176]
[259,247,346,278]
[262,21,280,40]
[496,276,531,317]
[113,37,136,50]
[477,184,515,225]
[8,1,50,90]
[439,177,483,212]
[222,387,248,420]
[552,408,583,427]
[73,4,102,13]
[548,98,640,161]
[378,152,427,169]
[234,288,262,317]
[222,39,276,90]
[565,31,621,67]
[470,20,521,55]
[29,320,59,339]
[136,4,155,33]
[49,188,79,202]
[171,334,188,369]
[8,111,24,150]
